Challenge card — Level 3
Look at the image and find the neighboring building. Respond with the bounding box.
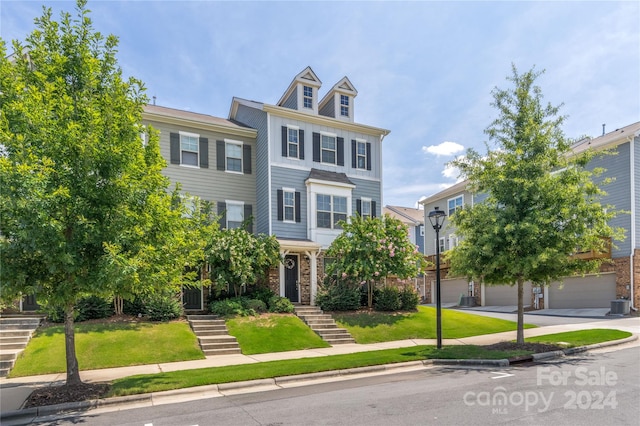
[147,67,389,308]
[420,121,640,311]
[383,205,426,254]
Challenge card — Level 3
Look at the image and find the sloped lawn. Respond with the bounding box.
[226,314,330,354]
[332,306,536,343]
[10,320,204,377]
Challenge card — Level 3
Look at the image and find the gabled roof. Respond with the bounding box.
[570,121,640,155]
[143,104,256,137]
[276,66,322,107]
[384,205,424,225]
[319,76,358,108]
[306,168,355,186]
[419,180,469,206]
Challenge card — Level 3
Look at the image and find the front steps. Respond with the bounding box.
[186,315,241,356]
[294,306,355,345]
[0,316,44,377]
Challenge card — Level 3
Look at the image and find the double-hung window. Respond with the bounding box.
[181,133,199,167]
[361,199,371,219]
[283,190,295,222]
[317,194,347,229]
[226,142,242,172]
[356,141,367,169]
[303,86,313,109]
[226,202,244,229]
[340,95,349,117]
[448,195,463,216]
[437,237,446,253]
[288,128,299,158]
[321,134,336,164]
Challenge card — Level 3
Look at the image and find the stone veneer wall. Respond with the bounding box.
[634,249,640,310]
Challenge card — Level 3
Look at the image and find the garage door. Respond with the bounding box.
[434,278,469,304]
[484,281,532,306]
[548,273,616,309]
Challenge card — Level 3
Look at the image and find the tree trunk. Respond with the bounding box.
[516,278,525,344]
[368,280,374,308]
[64,304,82,385]
[114,296,123,315]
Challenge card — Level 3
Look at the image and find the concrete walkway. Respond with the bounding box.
[1,314,638,416]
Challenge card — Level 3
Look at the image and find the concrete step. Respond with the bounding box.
[304,319,336,325]
[186,315,219,321]
[203,348,242,356]
[315,329,350,337]
[0,324,38,331]
[0,368,9,378]
[325,337,356,344]
[200,341,241,350]
[191,324,227,332]
[193,329,229,336]
[0,330,31,338]
[0,342,27,350]
[0,336,29,344]
[0,359,16,369]
[0,318,41,326]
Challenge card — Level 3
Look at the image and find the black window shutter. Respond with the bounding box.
[243,145,251,174]
[170,133,180,164]
[356,199,362,215]
[281,126,288,157]
[244,204,253,233]
[277,190,283,221]
[351,140,357,168]
[199,137,209,168]
[372,201,377,218]
[366,142,372,170]
[313,132,320,162]
[295,191,301,222]
[337,137,344,166]
[216,140,225,171]
[299,130,305,160]
[217,201,226,229]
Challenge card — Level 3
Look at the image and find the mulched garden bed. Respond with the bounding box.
[24,383,111,408]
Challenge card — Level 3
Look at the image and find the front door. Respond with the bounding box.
[22,294,40,311]
[183,285,202,310]
[284,254,299,303]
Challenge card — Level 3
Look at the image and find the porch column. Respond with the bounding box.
[306,250,318,305]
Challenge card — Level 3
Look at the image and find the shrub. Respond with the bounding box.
[316,278,361,311]
[375,287,401,311]
[248,286,276,306]
[145,295,182,321]
[399,286,420,311]
[122,297,146,317]
[75,296,114,322]
[246,298,267,313]
[268,296,295,313]
[359,283,380,307]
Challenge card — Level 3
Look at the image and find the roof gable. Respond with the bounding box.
[277,66,322,107]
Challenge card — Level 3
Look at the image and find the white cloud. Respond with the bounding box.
[422,141,465,157]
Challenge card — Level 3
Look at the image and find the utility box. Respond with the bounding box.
[610,299,630,315]
[459,296,476,307]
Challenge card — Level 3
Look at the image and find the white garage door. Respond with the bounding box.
[484,281,532,306]
[548,273,616,309]
[434,278,469,304]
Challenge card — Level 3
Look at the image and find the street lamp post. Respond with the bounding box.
[428,206,446,349]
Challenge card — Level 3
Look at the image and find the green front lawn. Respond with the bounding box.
[526,329,632,347]
[226,314,330,354]
[10,321,204,377]
[333,306,536,343]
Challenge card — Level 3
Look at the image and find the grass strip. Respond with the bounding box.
[109,345,530,396]
[525,329,632,347]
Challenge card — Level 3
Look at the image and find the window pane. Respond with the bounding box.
[288,129,298,144]
[340,95,349,106]
[227,204,243,228]
[317,212,331,228]
[317,194,331,211]
[334,213,347,228]
[321,135,335,150]
[288,143,298,158]
[227,158,241,172]
[227,143,242,158]
[182,151,198,166]
[334,196,347,213]
[362,201,371,216]
[322,150,335,164]
[181,135,198,151]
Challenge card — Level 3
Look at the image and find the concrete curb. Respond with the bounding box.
[2,335,635,423]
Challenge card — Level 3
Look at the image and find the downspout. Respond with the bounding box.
[267,111,272,235]
[629,133,637,310]
[380,133,386,212]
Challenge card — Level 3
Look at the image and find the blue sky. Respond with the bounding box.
[2,1,639,208]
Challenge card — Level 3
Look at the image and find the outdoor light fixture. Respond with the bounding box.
[428,206,446,349]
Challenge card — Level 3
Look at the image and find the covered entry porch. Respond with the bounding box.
[272,238,322,305]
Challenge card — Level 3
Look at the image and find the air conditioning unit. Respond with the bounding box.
[610,299,630,315]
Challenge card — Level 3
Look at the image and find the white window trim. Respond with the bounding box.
[306,180,353,247]
[447,194,464,216]
[320,131,338,166]
[355,138,368,170]
[224,139,244,174]
[340,94,350,117]
[179,131,200,168]
[225,200,245,229]
[303,85,314,109]
[287,125,301,160]
[360,196,372,218]
[283,187,296,223]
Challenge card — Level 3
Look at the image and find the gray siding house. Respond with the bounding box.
[419,121,640,312]
[229,67,390,305]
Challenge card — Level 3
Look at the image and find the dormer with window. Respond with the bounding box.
[277,66,322,114]
[319,77,357,122]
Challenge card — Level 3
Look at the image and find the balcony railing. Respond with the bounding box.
[570,237,612,260]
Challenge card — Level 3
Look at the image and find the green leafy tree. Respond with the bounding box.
[448,65,624,344]
[0,1,196,385]
[207,228,281,297]
[325,214,424,308]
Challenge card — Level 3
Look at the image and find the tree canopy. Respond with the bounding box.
[0,0,197,384]
[325,214,424,308]
[448,65,624,343]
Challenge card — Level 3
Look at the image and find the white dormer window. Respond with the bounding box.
[303,86,313,109]
[340,95,349,117]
